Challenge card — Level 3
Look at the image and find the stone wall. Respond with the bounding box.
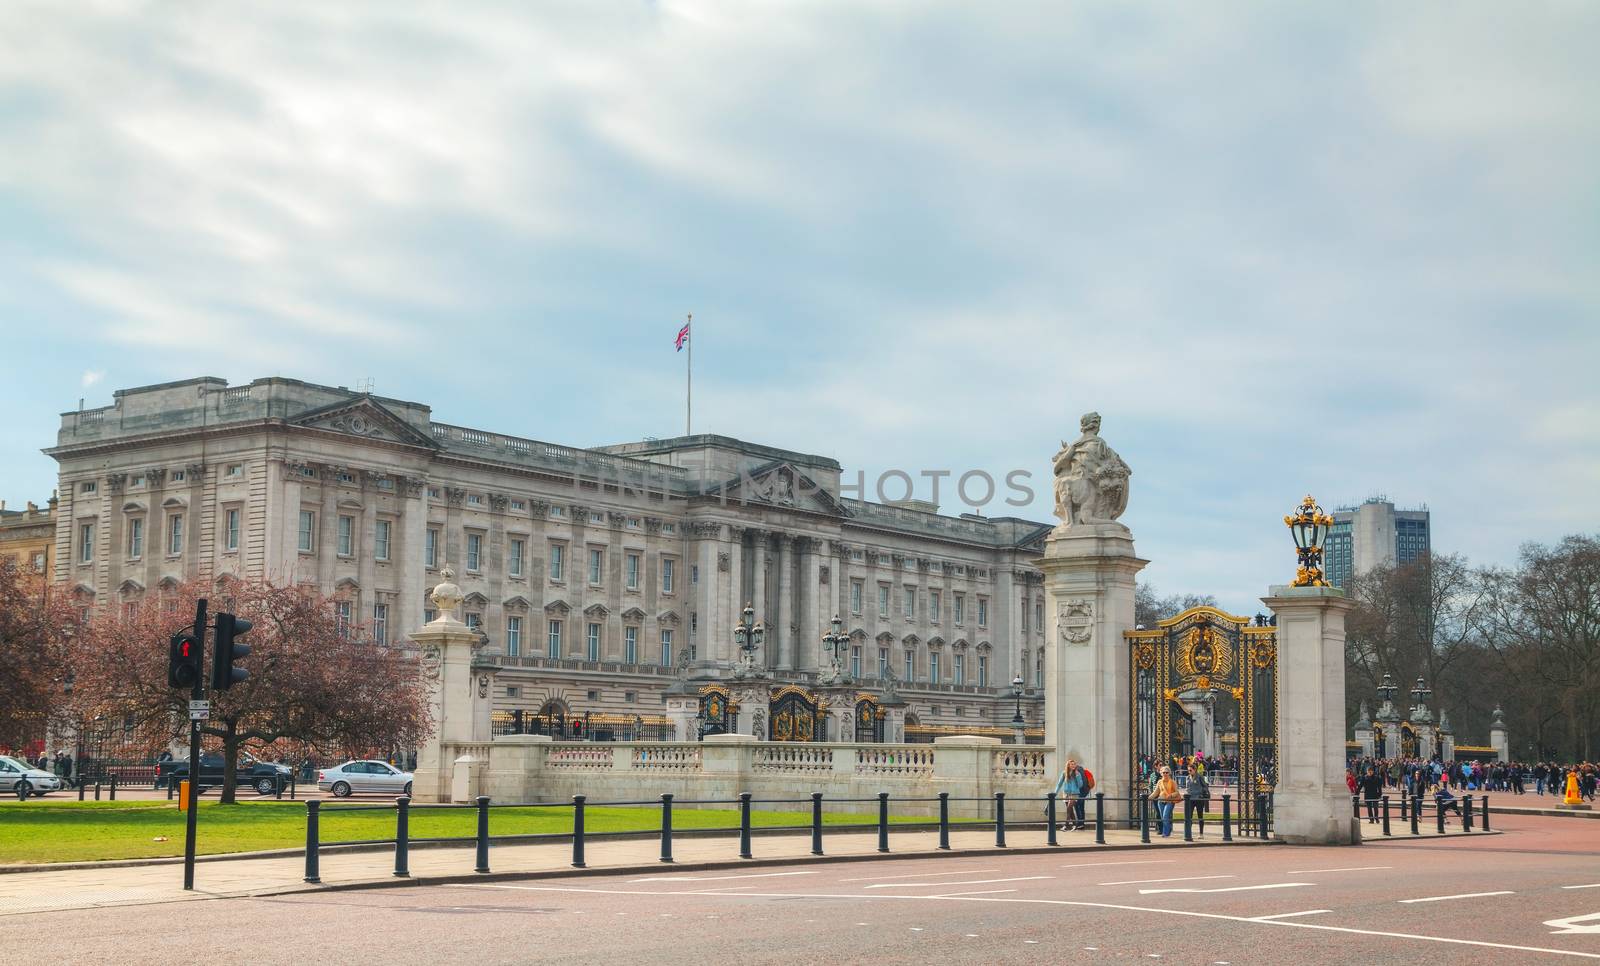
[439,734,1053,818]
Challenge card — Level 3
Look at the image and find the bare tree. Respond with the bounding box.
[1134,582,1220,629]
[67,578,430,803]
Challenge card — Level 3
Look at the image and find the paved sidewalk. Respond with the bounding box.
[0,825,1270,917]
[0,816,1499,918]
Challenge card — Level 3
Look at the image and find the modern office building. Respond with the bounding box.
[43,376,1049,743]
[1324,497,1431,589]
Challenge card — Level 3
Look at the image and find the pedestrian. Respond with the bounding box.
[1186,768,1210,838]
[1150,766,1182,838]
[1053,759,1091,831]
[1360,765,1384,824]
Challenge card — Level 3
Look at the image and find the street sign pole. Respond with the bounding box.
[183,597,207,891]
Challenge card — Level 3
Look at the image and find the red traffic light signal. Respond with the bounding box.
[211,612,254,691]
[168,631,201,689]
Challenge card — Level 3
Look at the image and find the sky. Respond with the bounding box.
[1,2,1596,616]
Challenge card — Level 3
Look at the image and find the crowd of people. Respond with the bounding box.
[1343,757,1600,799]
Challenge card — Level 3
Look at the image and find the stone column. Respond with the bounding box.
[750,530,768,640]
[799,538,822,672]
[1490,709,1509,762]
[776,533,795,670]
[1036,524,1145,801]
[411,569,491,803]
[732,680,770,738]
[1262,584,1358,845]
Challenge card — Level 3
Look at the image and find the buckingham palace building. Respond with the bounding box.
[44,376,1048,743]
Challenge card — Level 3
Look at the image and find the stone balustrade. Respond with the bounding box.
[453,733,1051,817]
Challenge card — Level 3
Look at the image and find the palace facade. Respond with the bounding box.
[45,376,1047,741]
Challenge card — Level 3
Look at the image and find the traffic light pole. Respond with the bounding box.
[183,597,206,892]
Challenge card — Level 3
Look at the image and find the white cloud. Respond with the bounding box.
[80,369,104,389]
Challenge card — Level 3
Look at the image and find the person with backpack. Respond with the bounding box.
[1186,768,1211,838]
[1052,759,1095,831]
[1149,765,1182,837]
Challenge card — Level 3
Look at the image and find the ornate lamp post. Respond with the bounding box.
[1409,675,1432,716]
[1011,673,1026,742]
[1377,672,1397,707]
[732,602,765,679]
[1283,494,1335,587]
[820,615,851,685]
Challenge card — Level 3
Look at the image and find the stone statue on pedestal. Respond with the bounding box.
[1052,412,1132,531]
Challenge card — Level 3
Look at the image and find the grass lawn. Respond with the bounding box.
[0,800,954,865]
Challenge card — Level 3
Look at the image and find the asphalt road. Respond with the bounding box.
[9,812,1600,965]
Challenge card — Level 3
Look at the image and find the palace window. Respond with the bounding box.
[586,623,601,662]
[509,539,525,578]
[626,552,640,590]
[660,628,674,666]
[851,580,863,615]
[466,533,482,571]
[79,522,94,563]
[338,516,354,556]
[298,510,315,552]
[373,603,388,645]
[225,509,240,551]
[977,597,988,628]
[954,653,965,686]
[549,543,565,582]
[506,616,522,657]
[877,584,889,616]
[851,647,862,679]
[547,620,563,658]
[335,601,352,638]
[168,514,183,555]
[954,594,965,624]
[624,626,638,664]
[80,481,97,495]
[930,652,941,683]
[930,590,941,623]
[374,521,391,561]
[127,517,143,559]
[425,528,438,568]
[589,548,604,585]
[878,648,889,679]
[661,557,675,594]
[904,587,916,619]
[903,650,915,683]
[1035,600,1043,633]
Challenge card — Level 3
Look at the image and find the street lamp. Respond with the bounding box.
[1011,673,1025,742]
[1283,494,1334,587]
[1376,672,1397,706]
[732,602,765,677]
[1409,675,1432,710]
[821,615,851,684]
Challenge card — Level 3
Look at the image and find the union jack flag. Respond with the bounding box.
[675,321,691,351]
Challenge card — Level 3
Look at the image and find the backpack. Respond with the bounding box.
[1082,768,1095,792]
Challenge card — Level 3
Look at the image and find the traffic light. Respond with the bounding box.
[168,631,201,689]
[211,612,254,691]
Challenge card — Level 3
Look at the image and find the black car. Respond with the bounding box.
[156,753,293,795]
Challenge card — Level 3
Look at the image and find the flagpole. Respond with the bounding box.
[685,312,692,436]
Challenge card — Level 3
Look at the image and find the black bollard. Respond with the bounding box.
[660,794,675,863]
[994,792,1007,848]
[109,775,117,801]
[394,796,410,878]
[738,793,753,859]
[1436,797,1446,834]
[1464,794,1473,833]
[1257,793,1269,840]
[94,781,101,801]
[1183,800,1193,842]
[1094,793,1105,845]
[1400,794,1408,821]
[1482,795,1491,832]
[1140,795,1150,844]
[475,796,491,873]
[572,795,587,869]
[16,779,28,802]
[78,779,85,801]
[877,793,890,854]
[938,792,951,850]
[167,779,174,801]
[1411,794,1421,835]
[810,792,823,856]
[1382,796,1391,837]
[1351,794,1360,819]
[1221,795,1232,842]
[304,800,321,884]
[1047,793,1058,847]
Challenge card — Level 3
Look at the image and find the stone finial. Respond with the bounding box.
[1491,706,1507,729]
[429,566,463,622]
[1354,701,1371,729]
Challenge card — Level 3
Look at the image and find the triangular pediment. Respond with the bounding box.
[712,461,847,516]
[657,610,681,626]
[289,397,438,449]
[621,607,648,622]
[545,599,571,615]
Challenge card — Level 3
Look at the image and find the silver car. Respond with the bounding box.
[318,760,413,797]
[0,755,63,796]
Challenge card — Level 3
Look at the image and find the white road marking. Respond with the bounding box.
[1251,909,1331,921]
[839,868,1000,882]
[1285,866,1391,874]
[1061,859,1176,869]
[443,885,1600,960]
[1141,883,1314,895]
[1102,874,1234,886]
[1398,891,1514,904]
[929,889,1019,898]
[865,876,1052,889]
[1546,913,1600,935]
[1563,884,1600,890]
[630,871,821,883]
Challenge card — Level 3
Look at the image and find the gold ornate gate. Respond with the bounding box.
[1125,606,1278,832]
